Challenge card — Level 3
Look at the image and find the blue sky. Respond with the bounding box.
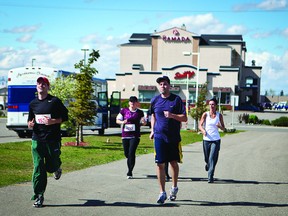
[0,0,287,95]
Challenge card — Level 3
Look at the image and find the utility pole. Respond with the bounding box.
[81,48,89,65]
[31,58,36,66]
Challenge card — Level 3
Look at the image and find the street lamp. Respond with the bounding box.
[218,88,222,112]
[183,51,200,130]
[81,48,89,65]
[31,58,36,67]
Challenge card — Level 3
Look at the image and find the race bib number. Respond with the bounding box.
[35,114,51,124]
[124,124,135,132]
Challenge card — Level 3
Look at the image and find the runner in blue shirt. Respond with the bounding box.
[149,76,187,204]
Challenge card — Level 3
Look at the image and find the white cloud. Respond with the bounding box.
[283,28,288,37]
[17,34,33,43]
[158,14,248,35]
[251,31,272,39]
[159,14,223,34]
[246,50,288,94]
[226,25,247,34]
[233,0,287,11]
[257,0,287,10]
[3,24,41,33]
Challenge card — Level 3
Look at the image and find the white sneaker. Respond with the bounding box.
[168,187,178,201]
[157,192,167,204]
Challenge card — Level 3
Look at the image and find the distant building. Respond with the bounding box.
[0,76,7,106]
[107,26,262,107]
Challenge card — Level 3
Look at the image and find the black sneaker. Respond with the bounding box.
[53,168,62,180]
[126,171,133,179]
[33,195,44,208]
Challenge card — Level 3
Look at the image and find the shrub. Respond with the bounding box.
[248,114,259,124]
[0,110,5,117]
[262,119,271,125]
[242,113,249,124]
[271,116,288,127]
[237,114,243,123]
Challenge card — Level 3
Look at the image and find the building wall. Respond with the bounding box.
[154,28,195,70]
[200,46,232,72]
[120,45,152,72]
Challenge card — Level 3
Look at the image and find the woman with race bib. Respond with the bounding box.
[116,96,146,179]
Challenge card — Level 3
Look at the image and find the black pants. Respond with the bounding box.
[122,138,140,176]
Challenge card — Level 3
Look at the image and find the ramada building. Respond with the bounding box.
[107,25,262,108]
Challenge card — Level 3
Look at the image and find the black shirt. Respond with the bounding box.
[28,94,68,142]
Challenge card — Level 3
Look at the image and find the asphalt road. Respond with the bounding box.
[1,110,287,144]
[0,113,288,216]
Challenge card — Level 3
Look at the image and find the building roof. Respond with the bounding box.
[121,33,151,46]
[200,34,246,50]
[120,31,246,51]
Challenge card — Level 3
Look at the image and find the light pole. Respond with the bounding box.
[183,51,200,130]
[218,88,221,112]
[31,58,36,67]
[81,48,89,65]
[194,52,200,130]
[193,52,200,106]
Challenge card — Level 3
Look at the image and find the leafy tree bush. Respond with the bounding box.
[262,119,271,125]
[71,49,100,145]
[271,116,288,127]
[0,110,5,117]
[49,75,77,136]
[248,114,259,124]
[189,83,208,131]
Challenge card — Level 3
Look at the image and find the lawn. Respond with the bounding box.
[0,130,228,187]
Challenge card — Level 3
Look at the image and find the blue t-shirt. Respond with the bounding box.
[150,93,186,143]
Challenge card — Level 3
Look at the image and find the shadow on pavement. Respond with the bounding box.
[178,200,288,208]
[45,199,179,208]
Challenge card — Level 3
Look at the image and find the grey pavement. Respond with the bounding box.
[0,123,288,215]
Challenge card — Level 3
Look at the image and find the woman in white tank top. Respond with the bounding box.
[199,98,226,183]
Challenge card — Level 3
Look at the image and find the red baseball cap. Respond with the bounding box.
[37,77,50,86]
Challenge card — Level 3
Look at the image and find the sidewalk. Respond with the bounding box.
[1,129,288,216]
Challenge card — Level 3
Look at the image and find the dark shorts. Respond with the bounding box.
[154,137,182,164]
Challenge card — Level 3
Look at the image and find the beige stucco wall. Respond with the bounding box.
[155,29,195,70]
[120,45,152,72]
[200,46,232,72]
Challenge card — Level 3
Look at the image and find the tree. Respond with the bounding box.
[70,49,100,145]
[49,75,77,136]
[189,83,208,131]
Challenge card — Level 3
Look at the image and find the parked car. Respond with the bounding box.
[236,104,261,112]
[275,101,288,110]
[272,102,278,110]
[261,102,272,110]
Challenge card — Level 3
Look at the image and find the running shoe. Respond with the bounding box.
[53,168,62,180]
[208,178,214,183]
[157,192,167,204]
[168,187,178,201]
[33,195,44,208]
[127,171,133,179]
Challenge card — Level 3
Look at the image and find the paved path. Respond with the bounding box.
[1,129,288,216]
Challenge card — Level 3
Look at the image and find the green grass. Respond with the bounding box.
[0,130,230,187]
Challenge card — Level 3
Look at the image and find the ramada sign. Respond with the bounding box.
[162,29,190,42]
